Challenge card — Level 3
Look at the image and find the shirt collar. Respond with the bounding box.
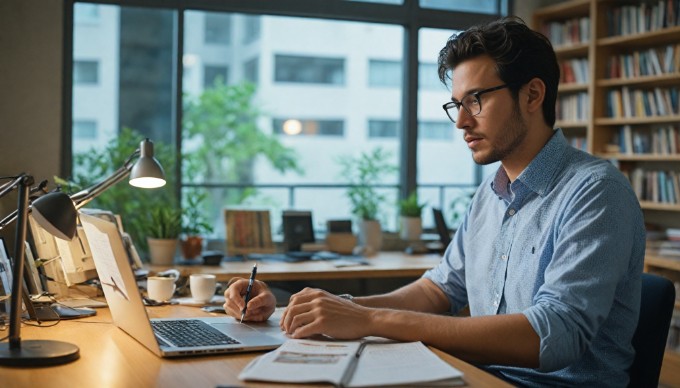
[491,128,566,198]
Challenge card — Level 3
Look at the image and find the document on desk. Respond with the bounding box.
[238,338,464,387]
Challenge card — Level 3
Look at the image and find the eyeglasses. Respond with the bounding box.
[442,84,510,123]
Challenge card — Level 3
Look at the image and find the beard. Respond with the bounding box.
[472,103,528,165]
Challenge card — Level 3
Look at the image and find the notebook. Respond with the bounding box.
[79,212,285,358]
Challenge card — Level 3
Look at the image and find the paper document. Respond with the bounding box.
[238,339,464,387]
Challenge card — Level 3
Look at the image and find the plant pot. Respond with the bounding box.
[180,236,203,260]
[400,216,422,241]
[147,238,178,265]
[358,219,382,252]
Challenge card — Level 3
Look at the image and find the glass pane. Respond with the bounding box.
[71,4,177,252]
[417,28,479,229]
[183,12,403,236]
[420,0,499,14]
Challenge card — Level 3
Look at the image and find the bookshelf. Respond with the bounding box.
[534,1,680,385]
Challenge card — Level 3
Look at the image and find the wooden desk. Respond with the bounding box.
[0,305,511,387]
[148,252,443,282]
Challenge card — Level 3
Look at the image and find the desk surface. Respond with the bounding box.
[148,252,443,282]
[1,305,511,388]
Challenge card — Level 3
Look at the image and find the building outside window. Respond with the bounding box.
[203,65,229,88]
[69,2,505,241]
[73,60,99,84]
[274,55,345,85]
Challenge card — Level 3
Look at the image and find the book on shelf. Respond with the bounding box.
[239,338,464,387]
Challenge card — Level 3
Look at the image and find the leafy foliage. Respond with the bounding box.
[338,148,397,221]
[141,207,182,239]
[182,80,302,213]
[181,189,213,236]
[56,127,177,252]
[399,191,426,217]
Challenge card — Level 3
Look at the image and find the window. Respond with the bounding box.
[419,121,453,140]
[274,55,345,85]
[368,60,401,88]
[242,15,261,44]
[204,13,231,44]
[368,120,399,138]
[273,119,344,136]
[74,3,100,23]
[73,120,97,140]
[243,58,259,84]
[420,0,502,13]
[203,65,229,88]
[69,1,505,239]
[73,60,99,84]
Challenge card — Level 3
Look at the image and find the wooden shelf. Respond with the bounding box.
[594,115,680,126]
[598,25,680,49]
[646,253,680,271]
[597,153,680,162]
[558,82,589,92]
[556,120,588,128]
[661,350,680,387]
[554,43,589,57]
[596,73,680,88]
[639,201,680,212]
[532,0,591,19]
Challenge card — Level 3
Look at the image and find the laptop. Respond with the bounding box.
[432,208,452,250]
[79,212,285,357]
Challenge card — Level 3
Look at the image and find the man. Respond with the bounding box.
[224,17,645,387]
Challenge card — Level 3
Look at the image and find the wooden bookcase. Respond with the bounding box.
[533,1,680,385]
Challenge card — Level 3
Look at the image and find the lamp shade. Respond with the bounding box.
[129,138,166,189]
[31,191,77,241]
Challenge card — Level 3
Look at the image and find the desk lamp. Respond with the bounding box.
[0,176,80,366]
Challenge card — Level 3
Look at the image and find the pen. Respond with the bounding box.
[240,263,258,323]
[339,341,367,388]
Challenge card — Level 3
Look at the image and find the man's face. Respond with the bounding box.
[449,55,527,165]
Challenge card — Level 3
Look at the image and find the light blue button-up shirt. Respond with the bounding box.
[423,129,645,387]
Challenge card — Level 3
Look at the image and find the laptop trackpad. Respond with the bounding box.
[211,323,284,344]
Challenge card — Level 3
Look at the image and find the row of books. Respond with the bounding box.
[606,86,679,118]
[614,125,680,155]
[566,136,587,152]
[559,58,589,84]
[606,44,680,79]
[540,16,589,47]
[556,92,589,121]
[626,168,680,204]
[606,0,680,37]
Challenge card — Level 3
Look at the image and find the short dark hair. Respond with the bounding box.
[437,16,559,127]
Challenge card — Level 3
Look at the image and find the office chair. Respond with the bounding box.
[628,273,676,388]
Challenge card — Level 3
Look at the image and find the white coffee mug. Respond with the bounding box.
[147,276,176,302]
[190,274,217,303]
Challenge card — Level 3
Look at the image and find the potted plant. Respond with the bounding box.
[399,191,426,241]
[338,148,397,252]
[180,190,214,260]
[143,206,182,265]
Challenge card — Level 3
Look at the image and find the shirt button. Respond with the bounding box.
[501,254,508,260]
[508,209,516,216]
[493,300,499,307]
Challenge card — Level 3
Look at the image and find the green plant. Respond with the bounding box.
[449,189,475,229]
[56,127,177,252]
[142,206,182,239]
[399,191,426,217]
[338,147,397,221]
[181,189,213,237]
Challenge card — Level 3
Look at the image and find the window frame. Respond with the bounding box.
[62,0,507,204]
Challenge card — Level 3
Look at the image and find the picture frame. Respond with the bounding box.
[224,209,276,255]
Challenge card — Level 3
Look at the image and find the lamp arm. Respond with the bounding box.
[0,175,25,199]
[8,174,32,348]
[71,148,141,209]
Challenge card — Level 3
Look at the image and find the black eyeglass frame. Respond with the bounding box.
[442,84,510,123]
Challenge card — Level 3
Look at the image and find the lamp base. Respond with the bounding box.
[0,339,80,366]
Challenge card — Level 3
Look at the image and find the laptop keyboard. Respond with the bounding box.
[151,319,241,348]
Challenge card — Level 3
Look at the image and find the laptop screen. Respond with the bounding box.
[432,208,452,249]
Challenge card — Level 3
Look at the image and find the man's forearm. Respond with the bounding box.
[367,308,540,368]
[353,278,450,313]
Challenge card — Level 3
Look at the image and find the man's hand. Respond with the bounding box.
[223,278,276,322]
[280,288,372,339]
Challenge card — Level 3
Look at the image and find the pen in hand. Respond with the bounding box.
[240,263,258,323]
